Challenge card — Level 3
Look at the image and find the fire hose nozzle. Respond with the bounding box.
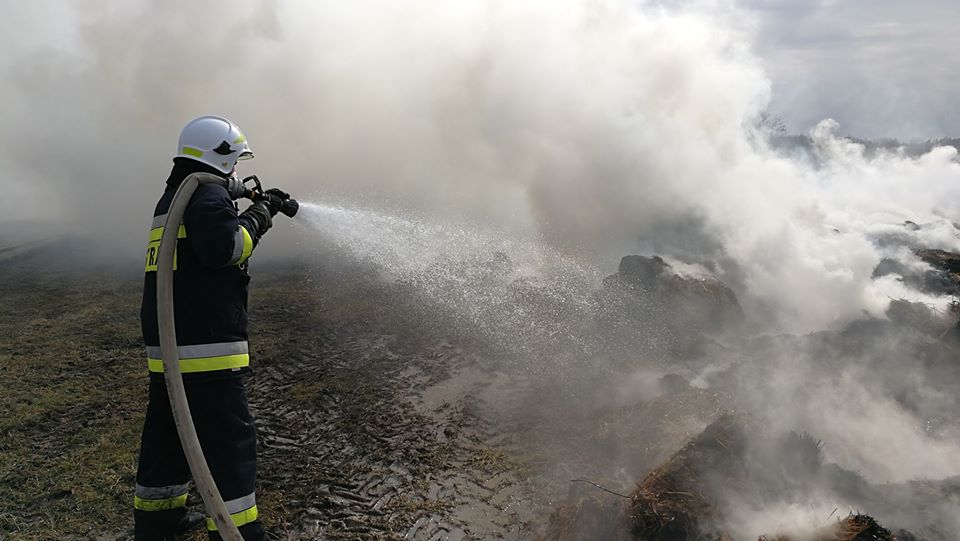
[279,197,299,218]
[237,175,299,218]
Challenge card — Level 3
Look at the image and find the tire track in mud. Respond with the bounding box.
[247,279,541,540]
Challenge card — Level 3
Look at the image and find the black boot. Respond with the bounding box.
[176,511,206,534]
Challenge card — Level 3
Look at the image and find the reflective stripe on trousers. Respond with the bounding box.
[146,340,249,373]
[206,492,258,531]
[133,483,190,512]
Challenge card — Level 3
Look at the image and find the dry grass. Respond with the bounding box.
[0,266,307,539]
[0,269,146,539]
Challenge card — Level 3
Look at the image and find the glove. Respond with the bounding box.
[261,188,290,217]
[239,200,273,239]
[265,188,290,200]
[262,187,299,218]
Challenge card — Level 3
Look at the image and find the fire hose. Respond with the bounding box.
[155,172,296,539]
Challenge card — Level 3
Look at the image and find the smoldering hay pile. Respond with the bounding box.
[533,248,960,540]
[538,413,954,541]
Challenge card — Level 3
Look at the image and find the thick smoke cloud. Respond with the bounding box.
[1,0,959,331]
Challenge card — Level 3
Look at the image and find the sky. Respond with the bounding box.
[742,0,960,139]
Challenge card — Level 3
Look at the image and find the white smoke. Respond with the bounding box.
[3,4,960,526]
[3,0,958,332]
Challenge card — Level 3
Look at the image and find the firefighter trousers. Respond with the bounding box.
[134,373,265,540]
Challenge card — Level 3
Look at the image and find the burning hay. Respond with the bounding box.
[759,513,905,541]
[538,415,749,541]
[627,414,746,541]
[595,255,745,357]
[539,415,920,541]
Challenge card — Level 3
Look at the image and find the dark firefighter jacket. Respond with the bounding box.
[140,159,263,378]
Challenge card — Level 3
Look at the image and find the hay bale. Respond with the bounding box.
[540,418,909,541]
[885,299,954,337]
[759,514,902,541]
[916,249,960,274]
[628,414,747,540]
[538,415,747,541]
[595,255,744,356]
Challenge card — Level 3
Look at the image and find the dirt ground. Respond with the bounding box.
[7,239,953,540]
[0,245,570,540]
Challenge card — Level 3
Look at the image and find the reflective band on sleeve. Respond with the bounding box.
[146,341,250,373]
[227,226,254,266]
[134,493,188,512]
[206,493,258,531]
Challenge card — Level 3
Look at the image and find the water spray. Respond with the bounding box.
[155,172,297,540]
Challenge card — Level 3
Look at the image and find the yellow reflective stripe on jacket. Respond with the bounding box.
[144,216,187,273]
[134,493,188,512]
[148,225,187,242]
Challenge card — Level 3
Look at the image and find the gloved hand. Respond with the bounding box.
[239,200,273,238]
[262,188,298,218]
[260,188,290,217]
[264,188,290,200]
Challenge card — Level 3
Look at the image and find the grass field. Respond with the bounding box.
[0,249,538,540]
[0,264,146,539]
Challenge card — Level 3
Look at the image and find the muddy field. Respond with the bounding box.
[3,239,959,540]
[0,242,654,540]
[0,248,544,540]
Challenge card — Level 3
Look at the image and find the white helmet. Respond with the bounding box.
[176,115,254,174]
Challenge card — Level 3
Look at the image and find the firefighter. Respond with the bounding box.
[136,115,290,540]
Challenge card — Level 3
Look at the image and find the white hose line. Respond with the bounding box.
[156,172,244,540]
